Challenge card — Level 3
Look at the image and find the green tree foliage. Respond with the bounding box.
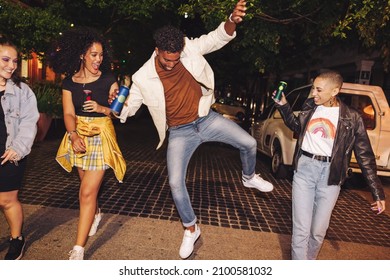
[0,0,68,58]
[179,0,390,73]
[333,0,390,70]
[56,0,185,75]
[1,0,389,78]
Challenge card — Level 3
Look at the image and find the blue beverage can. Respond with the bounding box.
[110,85,129,115]
[274,81,287,101]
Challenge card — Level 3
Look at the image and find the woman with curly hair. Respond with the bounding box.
[0,36,39,260]
[48,27,126,260]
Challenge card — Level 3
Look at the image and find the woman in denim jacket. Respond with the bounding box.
[0,36,39,260]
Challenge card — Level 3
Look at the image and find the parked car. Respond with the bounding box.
[250,82,390,179]
[211,97,248,124]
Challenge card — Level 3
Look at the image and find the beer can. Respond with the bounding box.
[274,81,287,101]
[110,85,129,115]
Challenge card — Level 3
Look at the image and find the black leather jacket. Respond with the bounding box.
[278,97,385,201]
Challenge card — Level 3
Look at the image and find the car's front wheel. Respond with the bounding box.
[271,144,290,179]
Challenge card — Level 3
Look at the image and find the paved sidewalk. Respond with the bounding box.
[1,204,390,260]
[0,116,389,260]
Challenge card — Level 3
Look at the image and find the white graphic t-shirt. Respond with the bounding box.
[301,105,339,156]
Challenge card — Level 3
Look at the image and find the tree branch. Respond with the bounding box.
[254,6,322,25]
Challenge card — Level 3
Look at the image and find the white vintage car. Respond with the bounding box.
[250,83,390,179]
[211,97,248,124]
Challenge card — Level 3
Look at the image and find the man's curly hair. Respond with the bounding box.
[153,25,185,53]
[47,26,112,76]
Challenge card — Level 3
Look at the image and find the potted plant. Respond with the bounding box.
[31,81,62,141]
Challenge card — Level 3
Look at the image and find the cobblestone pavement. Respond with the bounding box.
[10,114,390,251]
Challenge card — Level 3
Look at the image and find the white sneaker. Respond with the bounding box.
[242,174,274,192]
[88,208,102,237]
[68,245,84,260]
[179,224,201,259]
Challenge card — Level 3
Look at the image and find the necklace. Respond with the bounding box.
[75,70,100,88]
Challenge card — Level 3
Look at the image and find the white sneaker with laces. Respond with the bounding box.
[88,208,102,237]
[242,174,274,192]
[179,224,201,259]
[68,245,84,260]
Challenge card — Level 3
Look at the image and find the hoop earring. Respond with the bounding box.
[329,96,336,107]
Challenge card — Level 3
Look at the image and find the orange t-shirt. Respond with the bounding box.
[156,58,202,127]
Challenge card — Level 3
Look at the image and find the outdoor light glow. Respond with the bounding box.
[363,105,374,116]
[184,12,188,18]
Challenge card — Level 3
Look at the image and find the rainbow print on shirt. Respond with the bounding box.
[307,118,336,139]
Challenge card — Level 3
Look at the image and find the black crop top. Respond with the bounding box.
[62,72,117,117]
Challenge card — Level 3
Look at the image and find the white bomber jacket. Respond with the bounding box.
[119,22,236,149]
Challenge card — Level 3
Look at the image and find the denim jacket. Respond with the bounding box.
[1,80,39,159]
[278,97,385,201]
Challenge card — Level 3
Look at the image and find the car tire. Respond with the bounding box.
[271,144,289,179]
[342,173,367,189]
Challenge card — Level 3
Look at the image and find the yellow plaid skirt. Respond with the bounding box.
[68,130,109,171]
[56,116,126,182]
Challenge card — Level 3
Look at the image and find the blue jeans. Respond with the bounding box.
[167,110,257,227]
[291,154,341,260]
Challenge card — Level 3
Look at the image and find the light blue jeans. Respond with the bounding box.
[291,154,341,260]
[167,110,257,227]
